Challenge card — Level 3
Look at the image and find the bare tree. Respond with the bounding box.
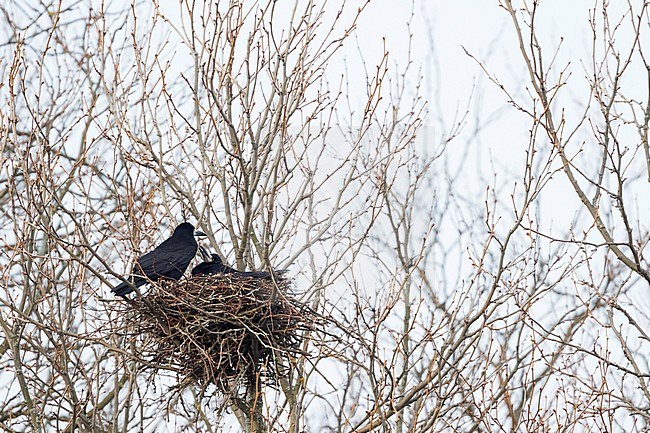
[0,0,422,431]
[1,0,648,432]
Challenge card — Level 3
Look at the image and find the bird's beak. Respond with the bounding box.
[194,230,207,237]
[199,245,211,260]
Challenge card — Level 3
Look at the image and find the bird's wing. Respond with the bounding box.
[219,263,238,274]
[191,261,213,276]
[136,238,197,279]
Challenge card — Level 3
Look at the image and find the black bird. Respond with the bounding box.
[112,222,206,296]
[191,247,287,279]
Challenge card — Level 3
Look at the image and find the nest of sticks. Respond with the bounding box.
[127,273,313,391]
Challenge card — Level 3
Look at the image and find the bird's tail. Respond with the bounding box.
[262,269,290,279]
[112,281,134,297]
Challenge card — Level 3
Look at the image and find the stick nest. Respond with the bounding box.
[128,274,313,391]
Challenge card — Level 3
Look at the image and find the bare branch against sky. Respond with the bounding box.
[0,1,648,432]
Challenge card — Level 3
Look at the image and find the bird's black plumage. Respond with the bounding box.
[112,222,206,296]
[191,247,286,279]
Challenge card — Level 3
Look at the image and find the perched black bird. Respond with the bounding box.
[191,246,287,279]
[112,222,206,296]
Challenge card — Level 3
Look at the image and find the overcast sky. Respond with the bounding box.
[337,1,649,239]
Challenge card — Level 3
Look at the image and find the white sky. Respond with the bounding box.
[342,0,650,238]
[2,1,649,430]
